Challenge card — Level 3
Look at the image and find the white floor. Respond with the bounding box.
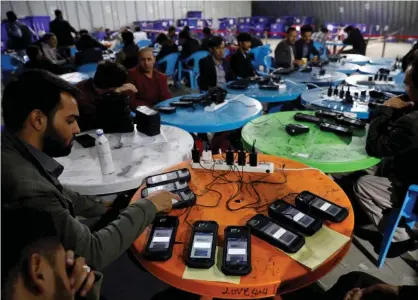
[263,38,414,59]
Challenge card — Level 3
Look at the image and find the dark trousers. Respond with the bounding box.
[324,271,384,300]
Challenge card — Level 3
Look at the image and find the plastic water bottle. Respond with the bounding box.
[95,129,115,175]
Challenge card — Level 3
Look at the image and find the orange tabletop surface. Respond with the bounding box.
[131,154,354,299]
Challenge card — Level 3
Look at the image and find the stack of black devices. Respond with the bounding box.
[96,93,134,133]
[292,111,366,136]
[227,79,250,90]
[140,168,196,209]
[135,106,161,136]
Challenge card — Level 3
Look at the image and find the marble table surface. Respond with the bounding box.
[241,111,381,173]
[282,70,348,86]
[56,125,194,195]
[322,62,360,75]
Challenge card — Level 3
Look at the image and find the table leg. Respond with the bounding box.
[333,45,337,54]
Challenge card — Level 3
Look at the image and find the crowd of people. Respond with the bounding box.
[2,8,418,300]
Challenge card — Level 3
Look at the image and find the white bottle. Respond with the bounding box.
[95,129,115,175]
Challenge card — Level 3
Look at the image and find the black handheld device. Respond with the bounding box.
[144,216,179,261]
[145,169,191,187]
[74,134,95,148]
[172,189,197,209]
[186,221,218,268]
[170,101,194,107]
[335,115,366,128]
[319,123,353,135]
[141,181,189,198]
[246,214,305,253]
[268,200,322,236]
[295,191,349,223]
[155,107,176,114]
[221,226,251,276]
[315,110,340,119]
[180,95,206,103]
[294,113,321,124]
[285,124,310,136]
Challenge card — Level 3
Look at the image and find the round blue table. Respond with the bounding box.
[323,62,359,75]
[341,54,371,66]
[225,80,308,103]
[358,64,402,76]
[369,58,395,65]
[345,73,406,94]
[155,94,263,133]
[283,70,347,86]
[300,86,373,119]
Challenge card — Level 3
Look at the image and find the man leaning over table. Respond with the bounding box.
[1,69,179,271]
[354,57,418,251]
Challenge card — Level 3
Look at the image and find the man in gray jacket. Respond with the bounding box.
[1,70,178,271]
[274,27,303,68]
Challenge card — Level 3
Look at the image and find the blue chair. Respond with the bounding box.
[77,63,98,77]
[156,52,180,85]
[137,39,152,48]
[377,184,418,268]
[263,56,274,73]
[70,46,77,56]
[250,44,271,69]
[1,54,19,72]
[178,51,209,89]
[223,48,230,58]
[313,41,328,60]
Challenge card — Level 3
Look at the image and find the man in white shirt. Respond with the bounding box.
[133,26,148,44]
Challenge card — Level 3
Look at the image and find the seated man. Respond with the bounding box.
[230,32,256,79]
[354,57,418,248]
[76,61,137,131]
[116,31,139,70]
[341,25,366,55]
[198,36,236,91]
[312,26,329,48]
[1,70,177,271]
[24,45,62,75]
[294,25,319,63]
[200,27,213,51]
[179,30,200,60]
[2,209,100,300]
[128,47,172,108]
[274,27,304,68]
[75,29,107,52]
[155,33,179,73]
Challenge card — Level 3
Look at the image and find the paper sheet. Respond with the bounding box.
[287,226,350,270]
[182,247,241,284]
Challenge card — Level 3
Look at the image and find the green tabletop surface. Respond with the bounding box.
[241,111,381,173]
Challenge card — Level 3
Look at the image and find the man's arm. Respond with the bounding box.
[66,21,77,34]
[159,74,172,100]
[27,192,156,270]
[198,59,210,91]
[366,106,415,157]
[62,187,106,218]
[343,33,353,46]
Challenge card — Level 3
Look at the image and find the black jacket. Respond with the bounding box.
[251,35,263,48]
[76,35,107,52]
[50,18,77,47]
[343,28,366,55]
[198,55,236,91]
[230,50,255,78]
[180,38,200,59]
[200,36,213,51]
[366,105,418,190]
[156,43,179,62]
[274,40,295,68]
[294,40,319,60]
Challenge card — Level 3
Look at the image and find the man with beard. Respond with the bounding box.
[1,70,178,271]
[2,209,99,300]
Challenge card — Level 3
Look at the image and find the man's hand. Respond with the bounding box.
[115,83,138,93]
[343,284,399,300]
[311,55,319,62]
[293,59,304,66]
[66,250,95,297]
[146,190,179,213]
[343,288,363,300]
[383,96,414,110]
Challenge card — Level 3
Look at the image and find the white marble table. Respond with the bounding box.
[56,125,194,195]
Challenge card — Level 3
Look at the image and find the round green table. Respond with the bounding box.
[241,111,381,173]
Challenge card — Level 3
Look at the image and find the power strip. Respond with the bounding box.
[192,159,275,173]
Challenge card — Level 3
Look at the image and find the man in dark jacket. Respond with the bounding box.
[5,11,34,58]
[1,70,177,271]
[274,27,304,68]
[230,32,256,79]
[200,27,213,51]
[50,9,77,56]
[198,36,236,91]
[341,25,366,55]
[294,25,319,62]
[354,57,418,246]
[179,30,200,60]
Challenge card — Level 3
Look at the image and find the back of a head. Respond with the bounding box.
[287,27,297,35]
[203,27,211,36]
[6,11,17,22]
[301,24,313,35]
[93,61,128,89]
[320,26,329,33]
[135,26,141,32]
[156,33,169,44]
[237,32,252,43]
[179,30,190,40]
[26,45,41,61]
[208,36,224,49]
[168,26,176,33]
[2,70,78,133]
[54,9,62,18]
[183,26,190,32]
[122,30,134,45]
[344,25,353,33]
[79,29,89,36]
[41,32,54,44]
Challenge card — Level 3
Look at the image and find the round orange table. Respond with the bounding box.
[131,154,354,299]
